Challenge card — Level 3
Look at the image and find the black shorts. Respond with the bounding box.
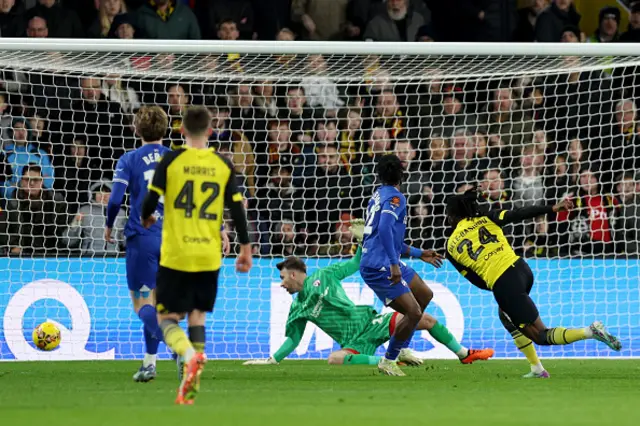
[156,266,219,314]
[492,258,539,327]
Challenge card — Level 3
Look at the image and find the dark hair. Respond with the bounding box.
[276,256,307,274]
[218,18,237,28]
[135,105,168,142]
[377,154,404,186]
[182,106,211,136]
[446,189,482,221]
[22,163,42,177]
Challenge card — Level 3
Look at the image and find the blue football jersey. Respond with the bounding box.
[113,144,171,238]
[360,185,407,269]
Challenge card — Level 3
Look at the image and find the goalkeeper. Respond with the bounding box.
[244,220,494,366]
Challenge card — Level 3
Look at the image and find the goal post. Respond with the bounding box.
[0,39,638,361]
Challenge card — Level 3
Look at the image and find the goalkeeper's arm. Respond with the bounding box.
[244,319,306,365]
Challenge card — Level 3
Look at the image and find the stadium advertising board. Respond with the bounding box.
[0,258,637,361]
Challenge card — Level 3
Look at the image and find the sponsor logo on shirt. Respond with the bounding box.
[390,196,401,209]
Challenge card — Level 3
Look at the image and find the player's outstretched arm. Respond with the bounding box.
[402,243,444,268]
[244,319,306,365]
[489,199,573,226]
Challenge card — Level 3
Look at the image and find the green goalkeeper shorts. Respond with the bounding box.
[342,312,400,356]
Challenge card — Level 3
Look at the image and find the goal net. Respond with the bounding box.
[0,40,638,361]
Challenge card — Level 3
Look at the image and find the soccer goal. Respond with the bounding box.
[0,39,638,361]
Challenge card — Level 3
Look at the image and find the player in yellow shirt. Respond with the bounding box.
[445,190,621,378]
[141,106,252,404]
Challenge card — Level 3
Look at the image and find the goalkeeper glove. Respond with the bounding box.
[243,357,279,365]
[350,218,365,243]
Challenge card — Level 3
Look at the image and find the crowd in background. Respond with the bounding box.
[0,0,639,258]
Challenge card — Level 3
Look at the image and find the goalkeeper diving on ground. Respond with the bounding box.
[445,190,622,378]
[244,219,494,367]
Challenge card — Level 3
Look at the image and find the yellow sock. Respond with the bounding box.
[546,327,587,345]
[192,342,205,353]
[161,321,194,358]
[511,330,541,367]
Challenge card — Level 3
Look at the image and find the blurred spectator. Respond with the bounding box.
[613,173,640,255]
[363,0,427,42]
[26,0,84,38]
[88,0,126,38]
[257,165,299,225]
[284,85,314,144]
[62,77,128,177]
[302,55,344,115]
[422,134,452,205]
[166,83,188,147]
[300,143,352,248]
[476,0,518,42]
[534,0,581,42]
[55,137,93,215]
[209,104,256,197]
[27,111,51,154]
[254,80,278,119]
[320,213,358,257]
[0,0,26,37]
[26,14,47,37]
[514,0,549,41]
[395,139,424,201]
[217,18,240,40]
[407,195,445,250]
[337,107,362,171]
[571,169,618,255]
[194,0,254,40]
[62,181,125,256]
[621,2,640,42]
[480,85,534,152]
[269,220,301,257]
[133,0,200,39]
[449,127,485,191]
[3,117,54,199]
[229,82,266,147]
[587,6,620,43]
[373,89,406,139]
[2,164,66,256]
[107,12,139,38]
[431,84,477,140]
[0,92,13,141]
[597,99,640,190]
[480,168,511,210]
[291,0,348,41]
[415,23,435,41]
[256,120,303,188]
[101,75,141,115]
[512,145,545,208]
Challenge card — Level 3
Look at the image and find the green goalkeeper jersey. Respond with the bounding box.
[273,246,375,362]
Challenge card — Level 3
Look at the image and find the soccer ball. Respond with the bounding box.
[32,322,61,351]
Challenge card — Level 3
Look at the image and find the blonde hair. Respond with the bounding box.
[100,0,127,37]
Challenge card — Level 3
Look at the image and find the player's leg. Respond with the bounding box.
[328,349,379,365]
[388,268,430,354]
[412,313,494,363]
[126,237,162,382]
[174,270,219,403]
[498,309,548,378]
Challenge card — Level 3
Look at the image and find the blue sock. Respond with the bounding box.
[138,304,160,355]
[385,335,406,361]
[401,329,416,349]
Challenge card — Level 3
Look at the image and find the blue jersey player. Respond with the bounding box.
[360,154,444,376]
[106,106,170,382]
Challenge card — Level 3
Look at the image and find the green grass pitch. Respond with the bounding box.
[2,360,640,426]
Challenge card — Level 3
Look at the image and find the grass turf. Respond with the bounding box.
[1,360,639,426]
